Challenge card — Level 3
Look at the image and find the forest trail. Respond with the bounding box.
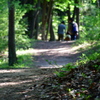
[0,40,83,100]
[33,40,81,68]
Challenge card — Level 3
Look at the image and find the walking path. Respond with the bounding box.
[0,40,82,100]
[33,41,81,68]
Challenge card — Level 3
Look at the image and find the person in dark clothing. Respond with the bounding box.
[57,21,66,41]
[67,18,78,40]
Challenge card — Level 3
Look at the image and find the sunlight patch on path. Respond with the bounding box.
[0,80,33,87]
[0,69,24,73]
[33,41,91,68]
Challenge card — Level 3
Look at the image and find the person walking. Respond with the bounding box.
[67,18,78,40]
[57,21,66,41]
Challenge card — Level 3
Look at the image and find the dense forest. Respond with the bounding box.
[0,0,100,99]
[0,0,100,66]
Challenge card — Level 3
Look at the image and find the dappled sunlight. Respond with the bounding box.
[0,42,91,94]
[15,41,90,56]
[16,49,35,55]
[33,41,91,56]
[6,41,90,58]
[71,42,91,51]
[0,74,47,87]
[5,49,35,56]
[0,80,33,87]
[50,42,90,53]
[32,49,49,53]
[0,69,24,73]
[0,68,50,88]
[0,74,48,88]
[39,66,62,69]
[33,41,92,68]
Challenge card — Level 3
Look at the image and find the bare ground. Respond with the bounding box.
[0,41,82,100]
[33,41,81,68]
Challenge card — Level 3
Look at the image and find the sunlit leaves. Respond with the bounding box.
[54,2,68,11]
[92,0,96,3]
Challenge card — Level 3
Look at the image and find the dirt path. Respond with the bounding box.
[0,41,82,100]
[33,41,81,68]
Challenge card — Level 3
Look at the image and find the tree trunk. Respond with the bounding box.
[48,0,55,41]
[41,0,48,40]
[27,10,34,38]
[20,0,35,38]
[67,4,71,20]
[32,1,40,39]
[76,7,79,27]
[75,0,80,39]
[72,6,76,19]
[49,18,55,41]
[26,0,34,38]
[33,11,39,39]
[8,0,17,66]
[97,0,100,8]
[46,0,54,40]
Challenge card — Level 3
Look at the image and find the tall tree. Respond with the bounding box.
[32,0,40,39]
[19,0,40,39]
[49,17,55,41]
[41,0,48,40]
[24,0,34,38]
[41,0,55,40]
[67,4,71,20]
[46,0,55,41]
[74,0,80,27]
[75,0,80,39]
[8,0,17,66]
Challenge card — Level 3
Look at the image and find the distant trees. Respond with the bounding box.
[97,0,100,7]
[41,0,55,40]
[0,0,99,66]
[66,0,79,26]
[16,0,81,41]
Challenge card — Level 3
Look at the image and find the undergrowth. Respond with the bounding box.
[0,53,33,69]
[55,42,100,77]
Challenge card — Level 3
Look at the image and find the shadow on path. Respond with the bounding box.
[33,41,82,68]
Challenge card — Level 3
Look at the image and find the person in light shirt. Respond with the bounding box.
[67,18,78,40]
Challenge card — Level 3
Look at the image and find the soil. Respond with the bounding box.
[33,41,81,68]
[0,41,82,100]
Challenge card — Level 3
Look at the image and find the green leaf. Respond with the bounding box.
[92,0,96,3]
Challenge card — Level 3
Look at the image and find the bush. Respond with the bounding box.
[16,34,31,50]
[79,7,100,43]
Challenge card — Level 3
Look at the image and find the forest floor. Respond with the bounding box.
[0,41,99,100]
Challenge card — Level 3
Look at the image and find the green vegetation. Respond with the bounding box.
[0,52,33,69]
[0,0,100,68]
[55,52,100,76]
[0,0,100,99]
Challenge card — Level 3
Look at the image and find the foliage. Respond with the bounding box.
[16,34,31,50]
[0,0,33,53]
[33,58,100,99]
[0,53,33,69]
[14,1,32,50]
[55,63,76,77]
[79,4,100,43]
[39,40,100,99]
[78,52,100,70]
[0,0,8,53]
[55,42,100,78]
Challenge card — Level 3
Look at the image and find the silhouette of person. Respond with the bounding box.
[67,18,78,40]
[57,21,66,41]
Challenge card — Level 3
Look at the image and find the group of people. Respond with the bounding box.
[57,18,78,41]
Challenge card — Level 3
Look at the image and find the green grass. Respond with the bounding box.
[0,39,38,69]
[0,50,34,69]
